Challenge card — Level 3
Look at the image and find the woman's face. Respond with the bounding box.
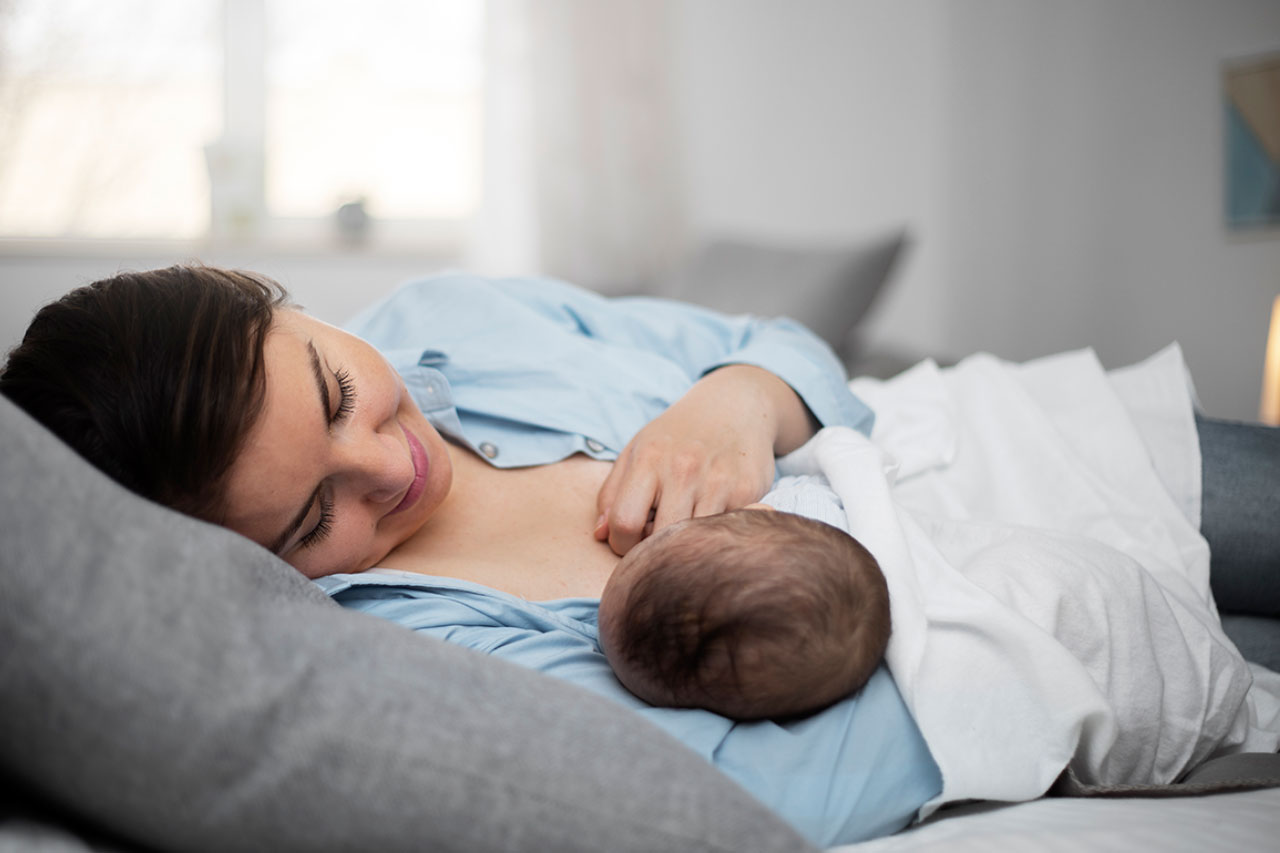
[221,309,452,578]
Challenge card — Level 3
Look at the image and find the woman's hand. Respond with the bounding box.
[594,364,819,555]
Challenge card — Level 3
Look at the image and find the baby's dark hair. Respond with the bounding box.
[0,265,289,521]
[599,508,890,720]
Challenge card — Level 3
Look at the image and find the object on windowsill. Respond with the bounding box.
[1261,295,1280,425]
[335,197,371,246]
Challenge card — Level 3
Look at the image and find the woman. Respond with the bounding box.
[0,264,868,580]
[1,265,946,846]
[2,264,1275,846]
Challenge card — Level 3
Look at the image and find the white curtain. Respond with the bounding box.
[469,0,686,293]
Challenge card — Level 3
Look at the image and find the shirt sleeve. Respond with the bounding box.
[493,276,875,434]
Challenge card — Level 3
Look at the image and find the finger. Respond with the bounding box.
[691,495,729,519]
[594,447,633,541]
[595,444,632,517]
[595,467,622,519]
[650,489,696,536]
[606,475,660,556]
[594,505,657,541]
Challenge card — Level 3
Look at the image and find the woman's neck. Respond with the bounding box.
[378,443,621,601]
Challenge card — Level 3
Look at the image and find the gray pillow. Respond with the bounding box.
[661,230,908,355]
[0,396,813,853]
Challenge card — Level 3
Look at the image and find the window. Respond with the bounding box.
[0,0,220,239]
[0,0,484,246]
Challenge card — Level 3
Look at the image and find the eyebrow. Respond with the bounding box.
[266,341,331,555]
[306,340,332,422]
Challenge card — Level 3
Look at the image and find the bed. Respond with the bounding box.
[846,785,1280,852]
[3,243,1279,851]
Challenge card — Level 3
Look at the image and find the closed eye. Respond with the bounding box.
[273,343,356,558]
[301,367,354,551]
[298,491,335,551]
[331,367,356,425]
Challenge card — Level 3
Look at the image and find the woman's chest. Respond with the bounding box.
[382,451,620,601]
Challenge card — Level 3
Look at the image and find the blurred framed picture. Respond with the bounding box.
[1225,51,1280,230]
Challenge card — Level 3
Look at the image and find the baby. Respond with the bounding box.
[597,501,890,721]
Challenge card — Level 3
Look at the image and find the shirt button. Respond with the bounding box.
[479,441,499,459]
[585,438,605,453]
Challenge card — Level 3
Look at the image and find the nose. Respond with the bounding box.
[333,425,413,506]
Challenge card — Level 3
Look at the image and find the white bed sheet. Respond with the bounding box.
[835,787,1280,852]
[796,346,1275,811]
[834,659,1280,851]
[817,347,1280,851]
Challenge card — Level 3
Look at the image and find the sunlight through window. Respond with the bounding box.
[0,0,483,243]
[0,0,219,238]
[265,0,483,222]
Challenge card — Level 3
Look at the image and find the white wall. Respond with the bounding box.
[941,0,1280,420]
[673,0,1280,420]
[672,0,950,359]
[5,0,1279,419]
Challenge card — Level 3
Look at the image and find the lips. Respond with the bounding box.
[387,425,429,516]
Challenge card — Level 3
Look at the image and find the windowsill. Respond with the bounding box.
[0,219,467,262]
[0,238,459,262]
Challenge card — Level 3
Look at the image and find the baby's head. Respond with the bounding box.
[598,507,889,721]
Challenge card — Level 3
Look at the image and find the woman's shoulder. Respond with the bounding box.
[345,272,497,335]
[346,272,603,344]
[373,272,598,310]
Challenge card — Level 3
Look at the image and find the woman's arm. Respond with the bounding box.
[348,273,871,553]
[547,283,861,554]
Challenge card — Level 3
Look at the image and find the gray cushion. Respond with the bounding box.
[0,396,813,853]
[660,230,907,355]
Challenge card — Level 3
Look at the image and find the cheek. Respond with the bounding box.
[289,520,384,579]
[287,551,335,580]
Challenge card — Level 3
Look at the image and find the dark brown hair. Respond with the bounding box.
[599,509,890,721]
[0,264,289,521]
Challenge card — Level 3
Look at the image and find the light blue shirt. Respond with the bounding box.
[316,571,941,848]
[345,272,874,467]
[329,274,941,846]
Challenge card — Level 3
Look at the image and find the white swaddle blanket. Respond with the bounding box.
[779,345,1280,815]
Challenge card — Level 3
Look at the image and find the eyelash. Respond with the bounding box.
[299,493,334,551]
[331,367,356,424]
